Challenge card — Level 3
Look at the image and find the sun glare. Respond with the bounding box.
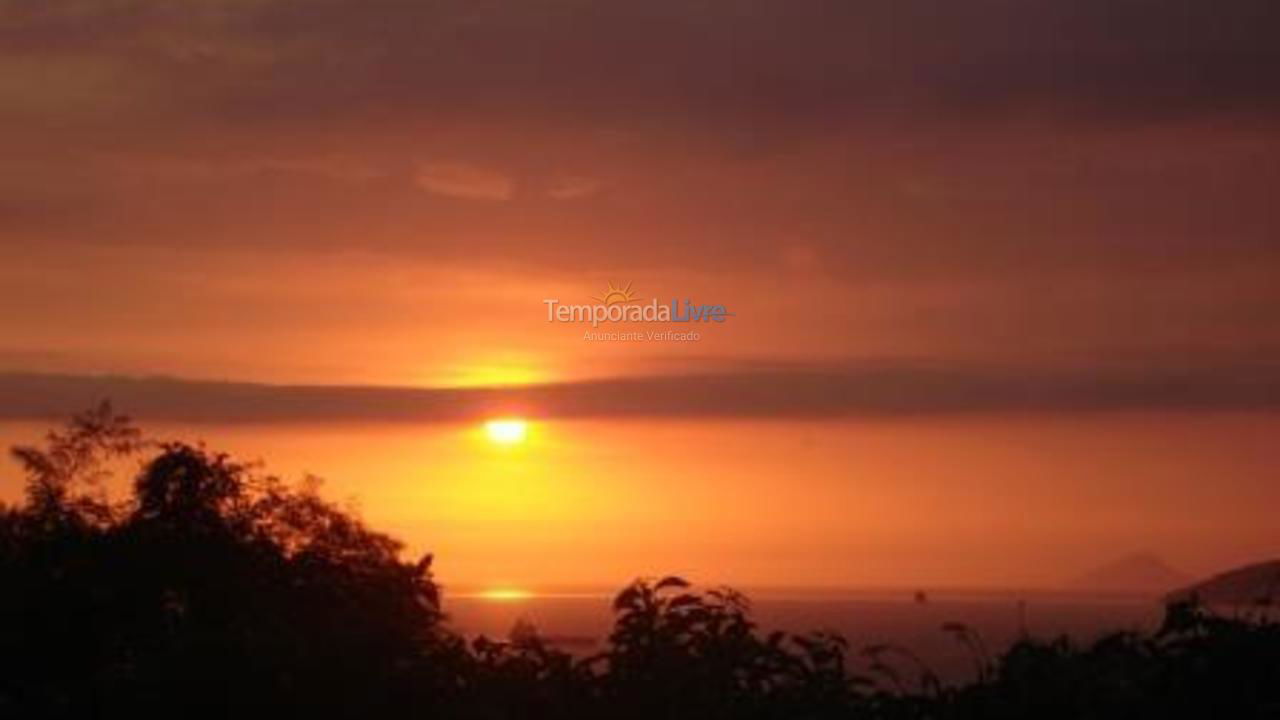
[485,418,528,445]
[447,364,547,388]
[477,587,533,602]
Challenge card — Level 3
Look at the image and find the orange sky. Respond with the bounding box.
[1,0,1278,590]
[3,411,1279,591]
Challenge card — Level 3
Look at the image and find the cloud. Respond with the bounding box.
[4,0,1278,130]
[1,0,1279,387]
[1,361,1276,424]
[414,163,513,201]
[1,0,1277,280]
[545,175,601,201]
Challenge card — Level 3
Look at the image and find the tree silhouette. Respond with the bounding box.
[0,404,444,718]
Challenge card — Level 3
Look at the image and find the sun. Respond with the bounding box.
[477,587,533,602]
[592,280,638,305]
[484,418,528,445]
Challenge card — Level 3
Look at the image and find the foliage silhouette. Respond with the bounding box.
[2,405,1279,719]
[1,404,445,718]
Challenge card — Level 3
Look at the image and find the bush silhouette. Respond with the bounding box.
[0,404,445,718]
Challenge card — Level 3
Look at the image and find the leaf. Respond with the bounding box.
[655,576,690,591]
[667,594,703,610]
[613,585,641,612]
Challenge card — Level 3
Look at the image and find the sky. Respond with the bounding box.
[1,0,1278,590]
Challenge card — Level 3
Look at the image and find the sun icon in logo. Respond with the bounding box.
[593,281,639,305]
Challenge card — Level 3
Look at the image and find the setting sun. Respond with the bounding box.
[484,418,528,445]
[475,587,534,602]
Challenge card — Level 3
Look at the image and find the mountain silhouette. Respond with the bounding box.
[1071,553,1189,595]
[1168,558,1280,607]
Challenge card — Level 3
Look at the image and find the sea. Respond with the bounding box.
[445,587,1163,685]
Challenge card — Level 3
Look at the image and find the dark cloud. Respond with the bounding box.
[5,0,1278,128]
[2,361,1277,424]
[1,0,1278,380]
[2,0,1278,274]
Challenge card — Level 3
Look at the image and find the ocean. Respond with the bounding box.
[445,588,1162,685]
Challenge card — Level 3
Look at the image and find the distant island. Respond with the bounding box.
[1071,553,1190,596]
